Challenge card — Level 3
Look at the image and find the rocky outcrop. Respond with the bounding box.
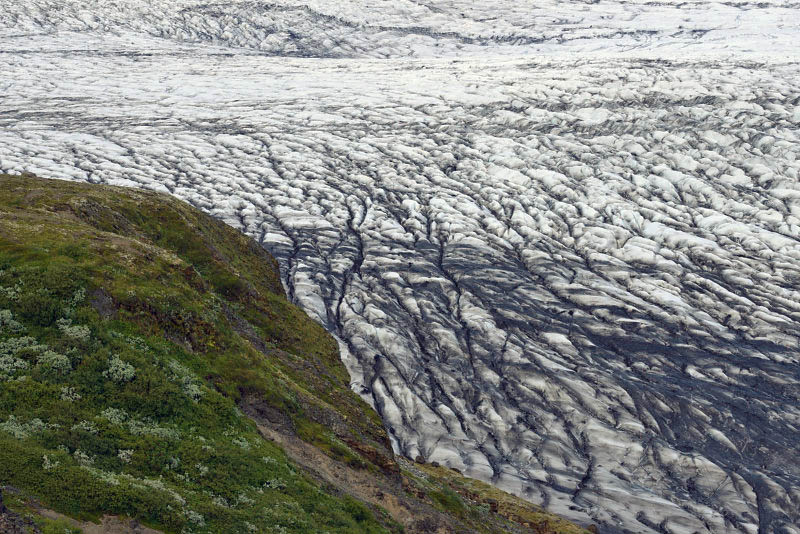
[0,488,40,534]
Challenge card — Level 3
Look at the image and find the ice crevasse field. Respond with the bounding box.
[1,0,799,533]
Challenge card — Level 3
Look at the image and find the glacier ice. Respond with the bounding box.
[1,1,800,532]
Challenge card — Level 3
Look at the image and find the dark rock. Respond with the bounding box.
[240,394,295,436]
[345,439,401,479]
[89,287,116,319]
[412,517,443,533]
[0,488,41,534]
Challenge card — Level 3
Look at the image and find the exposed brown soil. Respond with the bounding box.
[0,487,162,534]
[33,507,163,534]
[241,395,462,534]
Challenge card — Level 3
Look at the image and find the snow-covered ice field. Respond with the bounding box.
[1,1,800,532]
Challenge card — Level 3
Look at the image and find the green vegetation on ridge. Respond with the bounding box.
[0,174,388,533]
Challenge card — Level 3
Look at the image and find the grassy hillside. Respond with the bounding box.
[0,174,591,534]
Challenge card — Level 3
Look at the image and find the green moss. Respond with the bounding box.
[39,518,82,534]
[0,174,390,534]
[428,487,466,515]
[296,420,368,469]
[410,462,592,534]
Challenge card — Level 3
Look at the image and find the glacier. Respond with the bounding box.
[1,1,799,532]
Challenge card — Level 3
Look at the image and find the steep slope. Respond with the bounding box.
[0,173,589,534]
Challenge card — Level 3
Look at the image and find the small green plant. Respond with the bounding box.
[16,290,61,326]
[429,487,467,515]
[102,355,135,383]
[0,309,24,333]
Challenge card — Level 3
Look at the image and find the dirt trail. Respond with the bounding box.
[2,487,163,534]
[35,508,164,534]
